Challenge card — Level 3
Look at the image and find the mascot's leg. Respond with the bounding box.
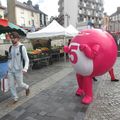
[109,68,119,82]
[82,76,93,104]
[76,73,84,96]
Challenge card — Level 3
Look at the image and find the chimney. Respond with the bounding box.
[34,4,39,10]
[27,0,32,6]
[117,7,120,12]
[7,0,16,24]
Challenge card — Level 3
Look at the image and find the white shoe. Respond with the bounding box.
[13,97,18,104]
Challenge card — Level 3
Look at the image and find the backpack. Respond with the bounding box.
[9,45,25,68]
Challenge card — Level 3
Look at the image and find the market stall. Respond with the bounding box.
[27,20,72,63]
[0,19,27,36]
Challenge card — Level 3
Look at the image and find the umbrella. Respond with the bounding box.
[0,19,27,36]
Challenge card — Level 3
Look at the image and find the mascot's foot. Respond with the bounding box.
[111,79,119,82]
[76,88,84,96]
[82,95,92,104]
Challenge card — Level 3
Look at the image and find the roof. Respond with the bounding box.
[110,12,117,17]
[16,1,38,13]
[110,9,120,17]
[15,1,47,16]
[0,5,6,10]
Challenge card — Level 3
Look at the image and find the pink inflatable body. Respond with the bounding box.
[64,29,117,104]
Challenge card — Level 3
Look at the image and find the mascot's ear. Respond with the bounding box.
[64,46,70,53]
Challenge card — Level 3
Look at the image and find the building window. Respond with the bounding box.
[21,9,24,14]
[31,12,34,17]
[84,16,87,22]
[21,17,25,26]
[32,20,34,26]
[79,15,84,22]
[88,11,90,15]
[79,8,82,14]
[117,15,119,21]
[44,15,46,26]
[115,15,117,21]
[119,14,120,20]
[92,3,94,9]
[40,13,42,25]
[84,2,86,7]
[113,16,115,21]
[28,20,31,25]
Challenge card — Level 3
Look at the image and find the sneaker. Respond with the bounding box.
[111,79,119,82]
[26,87,30,96]
[13,98,18,104]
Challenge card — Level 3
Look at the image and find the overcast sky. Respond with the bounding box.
[1,0,59,18]
[104,0,120,15]
[1,0,120,17]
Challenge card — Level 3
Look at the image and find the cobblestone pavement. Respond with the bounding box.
[84,57,120,120]
[0,58,120,120]
[0,61,69,102]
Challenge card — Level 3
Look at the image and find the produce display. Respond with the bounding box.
[27,47,50,60]
[27,40,64,70]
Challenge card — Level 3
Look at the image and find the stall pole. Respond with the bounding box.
[64,36,67,62]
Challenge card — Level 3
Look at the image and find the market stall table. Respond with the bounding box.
[29,56,50,70]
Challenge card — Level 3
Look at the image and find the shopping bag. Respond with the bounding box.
[1,77,9,92]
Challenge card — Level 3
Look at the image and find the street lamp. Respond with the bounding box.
[65,13,70,27]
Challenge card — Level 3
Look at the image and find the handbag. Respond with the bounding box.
[1,74,18,93]
[1,75,9,93]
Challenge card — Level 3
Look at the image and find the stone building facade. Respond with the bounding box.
[58,0,104,30]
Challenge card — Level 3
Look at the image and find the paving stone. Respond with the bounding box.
[25,116,37,120]
[84,58,120,120]
[74,112,85,120]
[0,114,15,120]
[9,109,26,119]
[39,111,47,116]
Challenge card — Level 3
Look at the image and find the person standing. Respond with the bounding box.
[8,32,30,103]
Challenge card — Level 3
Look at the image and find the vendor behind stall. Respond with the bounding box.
[47,39,52,49]
[33,40,42,49]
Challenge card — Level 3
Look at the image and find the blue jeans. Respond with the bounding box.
[8,70,29,100]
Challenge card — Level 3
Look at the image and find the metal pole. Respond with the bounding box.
[64,37,67,63]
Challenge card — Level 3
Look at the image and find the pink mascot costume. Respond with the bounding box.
[64,29,117,104]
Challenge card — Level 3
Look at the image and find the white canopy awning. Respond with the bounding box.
[65,25,79,37]
[27,20,72,39]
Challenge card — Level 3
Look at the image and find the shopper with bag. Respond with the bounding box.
[8,32,30,103]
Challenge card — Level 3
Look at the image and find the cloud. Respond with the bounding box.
[38,0,44,3]
[1,0,59,19]
[39,0,59,18]
[104,0,120,15]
